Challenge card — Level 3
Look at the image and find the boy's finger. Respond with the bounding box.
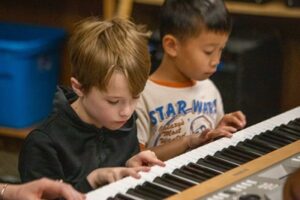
[149,158,165,167]
[233,111,247,125]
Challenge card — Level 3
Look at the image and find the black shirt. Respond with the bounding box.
[18,86,140,193]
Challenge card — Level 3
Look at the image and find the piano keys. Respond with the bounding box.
[169,141,300,200]
[87,106,300,200]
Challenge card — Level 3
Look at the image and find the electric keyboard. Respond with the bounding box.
[87,106,300,200]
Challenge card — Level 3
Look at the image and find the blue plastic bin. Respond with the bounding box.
[0,22,66,128]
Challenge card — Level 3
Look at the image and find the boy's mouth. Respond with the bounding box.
[115,120,127,125]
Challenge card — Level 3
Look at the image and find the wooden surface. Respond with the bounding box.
[225,0,300,18]
[167,140,300,200]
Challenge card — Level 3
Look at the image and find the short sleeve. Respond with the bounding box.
[136,95,152,146]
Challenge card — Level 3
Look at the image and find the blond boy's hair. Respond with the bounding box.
[69,17,151,96]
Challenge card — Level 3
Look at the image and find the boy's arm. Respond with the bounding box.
[18,131,93,193]
[143,126,238,161]
[19,131,65,183]
[135,97,152,150]
[145,137,190,161]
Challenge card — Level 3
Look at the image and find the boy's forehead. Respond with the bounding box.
[103,72,132,96]
[183,31,229,44]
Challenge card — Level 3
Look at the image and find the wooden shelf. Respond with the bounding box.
[108,0,300,19]
[0,127,33,139]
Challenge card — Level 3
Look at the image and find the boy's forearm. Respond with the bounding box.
[148,137,190,161]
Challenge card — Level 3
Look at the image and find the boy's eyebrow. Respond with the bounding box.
[203,43,221,47]
[106,95,122,98]
[106,94,140,99]
[203,42,227,47]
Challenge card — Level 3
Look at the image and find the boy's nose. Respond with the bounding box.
[120,105,133,118]
[211,59,220,67]
[211,53,221,66]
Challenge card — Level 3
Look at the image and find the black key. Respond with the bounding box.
[242,139,273,154]
[197,158,227,172]
[109,193,135,200]
[173,168,205,183]
[228,146,259,160]
[127,188,155,200]
[203,156,235,171]
[272,128,300,140]
[295,118,300,122]
[188,162,222,176]
[256,134,287,147]
[142,181,177,197]
[288,121,300,130]
[133,185,165,199]
[221,149,251,163]
[285,123,300,132]
[181,165,212,180]
[261,131,294,144]
[154,173,195,191]
[249,137,279,150]
[290,119,300,127]
[206,155,239,169]
[153,177,183,191]
[235,143,265,157]
[163,173,196,187]
[279,125,300,137]
[214,151,242,165]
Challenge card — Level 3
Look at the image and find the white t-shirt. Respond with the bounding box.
[136,79,224,148]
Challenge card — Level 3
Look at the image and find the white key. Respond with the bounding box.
[86,107,300,200]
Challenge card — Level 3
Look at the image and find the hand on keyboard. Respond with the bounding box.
[87,166,151,189]
[217,110,247,130]
[188,126,235,149]
[126,150,165,168]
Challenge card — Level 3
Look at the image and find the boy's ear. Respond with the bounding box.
[70,77,84,97]
[162,34,178,57]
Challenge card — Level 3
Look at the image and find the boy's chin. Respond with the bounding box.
[194,76,210,81]
[201,72,215,80]
[105,123,125,131]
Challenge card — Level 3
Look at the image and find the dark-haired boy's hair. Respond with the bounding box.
[160,0,232,41]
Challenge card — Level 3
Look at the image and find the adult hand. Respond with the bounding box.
[3,178,85,200]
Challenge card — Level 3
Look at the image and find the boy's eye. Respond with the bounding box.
[107,100,119,105]
[204,50,214,55]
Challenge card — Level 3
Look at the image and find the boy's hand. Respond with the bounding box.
[87,166,150,189]
[126,150,165,168]
[217,111,247,130]
[187,111,246,149]
[188,127,234,149]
